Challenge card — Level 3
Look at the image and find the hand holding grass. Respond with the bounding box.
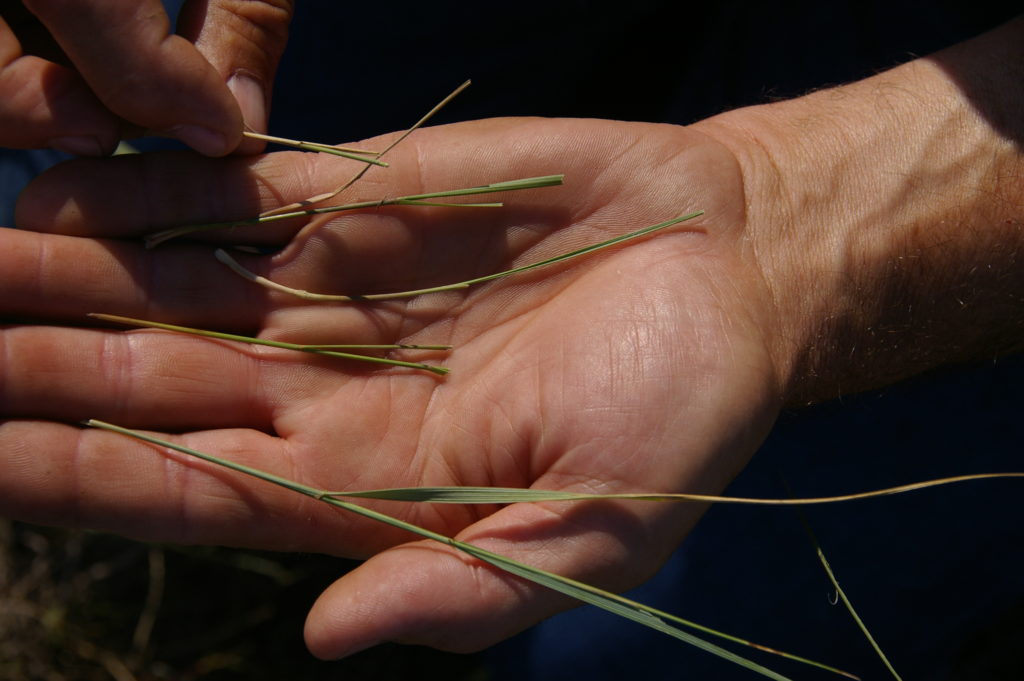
[3,117,782,657]
[4,16,1024,661]
[1,0,293,156]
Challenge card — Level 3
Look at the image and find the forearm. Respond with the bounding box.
[697,17,1024,404]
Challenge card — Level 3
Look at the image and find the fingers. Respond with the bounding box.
[15,119,576,241]
[15,117,709,242]
[0,225,430,426]
[0,15,119,153]
[0,420,305,545]
[0,325,271,430]
[0,227,269,327]
[21,0,243,156]
[14,151,306,240]
[5,0,293,156]
[13,0,291,157]
[304,498,693,658]
[177,0,294,153]
[0,227,272,429]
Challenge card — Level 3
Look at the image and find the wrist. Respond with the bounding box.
[693,18,1024,404]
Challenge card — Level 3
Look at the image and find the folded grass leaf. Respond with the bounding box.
[83,419,858,681]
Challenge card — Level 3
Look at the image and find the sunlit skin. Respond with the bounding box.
[2,15,1023,661]
[1,117,782,657]
[2,0,293,154]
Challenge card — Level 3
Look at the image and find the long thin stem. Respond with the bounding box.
[143,174,564,248]
[82,419,858,681]
[242,129,376,154]
[215,211,706,302]
[796,514,904,681]
[259,79,473,218]
[87,313,450,375]
[377,79,472,159]
[323,472,1024,505]
[242,131,387,166]
[814,546,903,681]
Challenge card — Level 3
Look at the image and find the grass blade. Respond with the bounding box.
[143,174,564,247]
[242,131,386,166]
[214,211,705,302]
[148,81,475,248]
[87,313,449,375]
[814,545,902,681]
[795,509,904,681]
[256,80,472,220]
[257,173,566,222]
[327,474,1023,505]
[371,79,472,160]
[82,419,857,681]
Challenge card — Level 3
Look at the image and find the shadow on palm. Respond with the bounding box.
[182,119,779,555]
[9,117,784,653]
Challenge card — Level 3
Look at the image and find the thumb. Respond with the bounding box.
[303,499,690,658]
[178,0,294,154]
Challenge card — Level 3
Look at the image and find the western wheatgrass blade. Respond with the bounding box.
[814,544,902,681]
[87,313,450,375]
[214,211,706,302]
[325,474,1023,505]
[795,510,904,681]
[147,81,476,248]
[143,174,565,247]
[241,131,387,166]
[446,542,857,680]
[82,419,857,681]
[258,80,475,219]
[261,79,476,219]
[239,174,568,226]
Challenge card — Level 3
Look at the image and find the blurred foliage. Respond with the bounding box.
[0,520,487,681]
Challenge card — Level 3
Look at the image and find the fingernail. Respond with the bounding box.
[49,135,105,157]
[227,72,267,133]
[170,124,229,157]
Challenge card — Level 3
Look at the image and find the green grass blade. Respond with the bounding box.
[242,131,388,166]
[450,543,798,681]
[235,174,566,225]
[252,80,475,224]
[301,343,452,351]
[433,211,705,289]
[144,174,564,247]
[214,211,705,303]
[335,486,590,503]
[796,513,903,681]
[394,201,504,208]
[82,420,856,681]
[87,313,449,375]
[375,79,472,158]
[815,547,902,681]
[83,420,331,499]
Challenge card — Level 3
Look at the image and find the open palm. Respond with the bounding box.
[1,117,784,656]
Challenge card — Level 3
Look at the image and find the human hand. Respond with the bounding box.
[7,12,1024,651]
[1,117,786,656]
[1,0,292,156]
